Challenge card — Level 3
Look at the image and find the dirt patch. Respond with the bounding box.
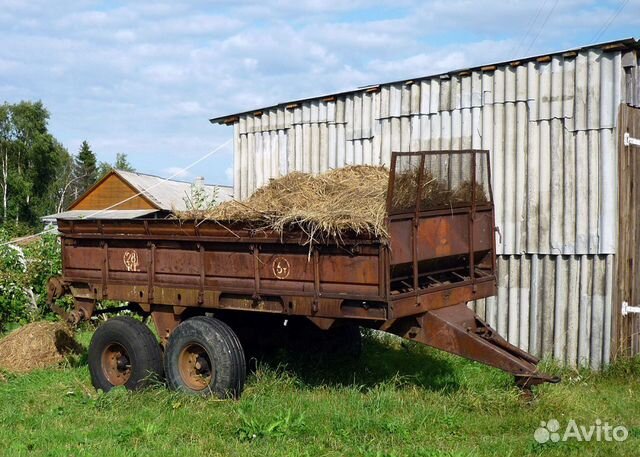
[0,322,83,373]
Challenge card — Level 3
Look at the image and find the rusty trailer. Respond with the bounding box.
[48,150,558,397]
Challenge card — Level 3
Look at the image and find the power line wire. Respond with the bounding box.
[525,0,560,55]
[592,0,629,43]
[513,0,548,57]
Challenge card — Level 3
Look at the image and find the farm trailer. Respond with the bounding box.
[47,150,558,397]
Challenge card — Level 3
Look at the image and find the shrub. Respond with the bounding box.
[0,231,62,330]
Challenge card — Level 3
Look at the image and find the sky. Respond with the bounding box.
[0,0,638,186]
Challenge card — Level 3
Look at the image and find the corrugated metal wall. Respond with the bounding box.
[231,46,640,368]
[470,255,614,369]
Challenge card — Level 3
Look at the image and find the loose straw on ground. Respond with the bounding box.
[0,322,82,373]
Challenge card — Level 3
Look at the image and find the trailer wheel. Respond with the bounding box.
[164,316,246,398]
[88,317,164,392]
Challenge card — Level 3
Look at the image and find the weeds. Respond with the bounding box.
[236,408,306,441]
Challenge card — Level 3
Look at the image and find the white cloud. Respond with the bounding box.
[143,64,189,84]
[163,167,191,179]
[366,39,518,81]
[172,101,207,116]
[114,29,137,43]
[0,57,19,72]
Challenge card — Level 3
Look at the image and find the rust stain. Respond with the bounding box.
[435,218,451,257]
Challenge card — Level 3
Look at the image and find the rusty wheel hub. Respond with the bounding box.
[101,343,132,386]
[178,343,213,391]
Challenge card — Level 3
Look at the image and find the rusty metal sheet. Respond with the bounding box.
[391,279,495,318]
[318,255,379,285]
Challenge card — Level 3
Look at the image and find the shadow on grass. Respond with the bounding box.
[63,339,89,368]
[248,332,461,393]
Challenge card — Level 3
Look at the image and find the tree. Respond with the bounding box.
[0,104,13,222]
[97,152,135,179]
[114,153,135,172]
[74,140,97,197]
[96,161,111,180]
[52,146,79,213]
[0,101,69,226]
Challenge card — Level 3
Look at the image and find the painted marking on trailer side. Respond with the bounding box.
[272,257,290,279]
[123,249,139,272]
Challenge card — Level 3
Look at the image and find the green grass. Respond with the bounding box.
[0,329,639,457]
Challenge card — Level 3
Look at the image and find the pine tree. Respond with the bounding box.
[74,141,97,197]
[113,153,135,172]
[96,152,135,179]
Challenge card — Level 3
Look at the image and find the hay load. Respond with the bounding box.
[177,165,486,244]
[0,322,81,373]
[181,166,389,242]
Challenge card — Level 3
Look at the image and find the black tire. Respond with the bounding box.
[164,316,246,398]
[88,316,164,392]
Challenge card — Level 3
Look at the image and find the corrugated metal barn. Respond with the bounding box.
[212,38,640,369]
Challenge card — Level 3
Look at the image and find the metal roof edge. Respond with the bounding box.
[114,169,223,188]
[112,169,164,208]
[41,209,160,221]
[210,37,639,125]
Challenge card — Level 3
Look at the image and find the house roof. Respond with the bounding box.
[42,209,158,221]
[210,37,640,124]
[113,170,233,211]
[44,169,233,221]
